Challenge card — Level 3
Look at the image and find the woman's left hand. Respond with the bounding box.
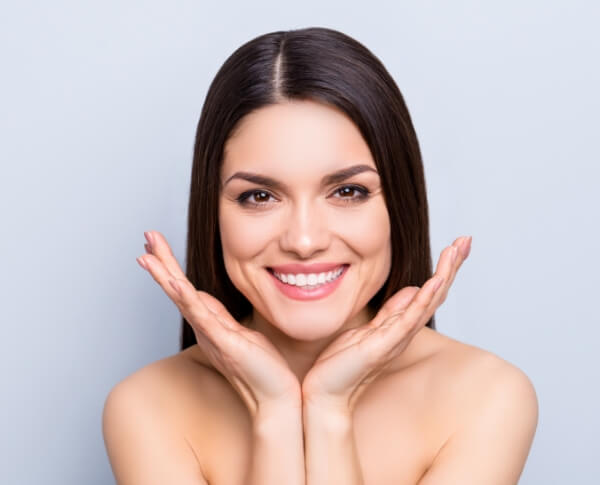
[301,236,472,415]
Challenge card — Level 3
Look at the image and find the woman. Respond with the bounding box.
[103,27,538,484]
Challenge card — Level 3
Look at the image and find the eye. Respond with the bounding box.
[331,184,371,203]
[236,189,276,207]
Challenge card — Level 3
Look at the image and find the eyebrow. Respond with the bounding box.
[222,164,379,191]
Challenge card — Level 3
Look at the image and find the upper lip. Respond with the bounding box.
[269,262,348,274]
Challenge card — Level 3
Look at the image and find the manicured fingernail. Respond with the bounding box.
[464,236,472,258]
[136,256,148,270]
[144,231,154,249]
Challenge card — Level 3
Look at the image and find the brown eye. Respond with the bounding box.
[338,186,358,197]
[236,189,276,207]
[252,191,270,202]
[332,184,370,202]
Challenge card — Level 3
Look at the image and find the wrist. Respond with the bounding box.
[253,400,303,437]
[303,399,353,434]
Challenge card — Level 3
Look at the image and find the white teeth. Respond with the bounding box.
[272,266,345,288]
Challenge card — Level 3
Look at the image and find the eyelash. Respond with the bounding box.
[235,184,371,208]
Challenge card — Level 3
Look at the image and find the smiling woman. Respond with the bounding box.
[102,27,538,485]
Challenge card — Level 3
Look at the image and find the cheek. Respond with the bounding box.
[336,200,391,257]
[218,204,278,269]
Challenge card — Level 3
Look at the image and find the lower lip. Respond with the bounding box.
[267,265,349,301]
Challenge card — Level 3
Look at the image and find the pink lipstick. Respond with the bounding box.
[267,264,349,301]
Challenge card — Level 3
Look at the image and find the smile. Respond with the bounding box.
[267,264,349,301]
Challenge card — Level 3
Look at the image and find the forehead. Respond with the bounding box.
[222,100,376,178]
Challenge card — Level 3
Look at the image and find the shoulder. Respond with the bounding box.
[417,332,539,483]
[439,333,538,412]
[102,350,240,484]
[103,347,246,436]
[427,330,538,425]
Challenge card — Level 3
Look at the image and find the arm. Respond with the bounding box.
[303,403,364,485]
[103,377,306,485]
[417,364,539,485]
[247,403,306,485]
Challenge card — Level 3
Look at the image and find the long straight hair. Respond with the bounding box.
[180,27,435,350]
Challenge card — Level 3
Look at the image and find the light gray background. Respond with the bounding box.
[1,1,598,484]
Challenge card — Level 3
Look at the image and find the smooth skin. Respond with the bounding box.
[103,100,538,484]
[135,231,468,485]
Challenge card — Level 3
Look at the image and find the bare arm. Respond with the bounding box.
[303,403,364,485]
[247,403,306,485]
[136,231,307,483]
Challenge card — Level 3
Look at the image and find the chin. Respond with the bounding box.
[263,303,354,341]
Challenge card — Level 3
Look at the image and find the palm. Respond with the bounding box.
[302,236,471,411]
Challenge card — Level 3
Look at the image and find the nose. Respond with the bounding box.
[279,199,331,259]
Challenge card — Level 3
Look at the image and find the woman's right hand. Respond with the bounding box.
[136,230,302,419]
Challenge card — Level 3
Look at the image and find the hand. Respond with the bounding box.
[301,236,472,414]
[136,230,302,418]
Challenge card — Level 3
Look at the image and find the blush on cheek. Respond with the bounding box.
[218,207,283,303]
[336,201,391,255]
[220,212,279,259]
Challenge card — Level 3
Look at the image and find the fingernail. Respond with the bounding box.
[463,236,472,258]
[136,256,148,270]
[451,245,458,263]
[144,231,154,250]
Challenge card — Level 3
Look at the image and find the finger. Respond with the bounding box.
[136,254,225,336]
[442,235,471,290]
[169,277,231,343]
[428,236,472,310]
[144,230,187,280]
[194,290,240,327]
[172,277,248,334]
[144,231,244,331]
[368,286,420,329]
[385,274,445,341]
[137,252,181,298]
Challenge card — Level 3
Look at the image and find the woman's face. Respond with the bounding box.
[219,99,392,340]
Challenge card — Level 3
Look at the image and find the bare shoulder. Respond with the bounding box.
[104,346,250,438]
[102,349,249,484]
[424,329,539,461]
[433,330,538,406]
[410,331,539,483]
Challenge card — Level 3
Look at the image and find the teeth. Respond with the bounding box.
[272,266,345,288]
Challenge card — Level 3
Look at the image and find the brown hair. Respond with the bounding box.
[180,27,435,350]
